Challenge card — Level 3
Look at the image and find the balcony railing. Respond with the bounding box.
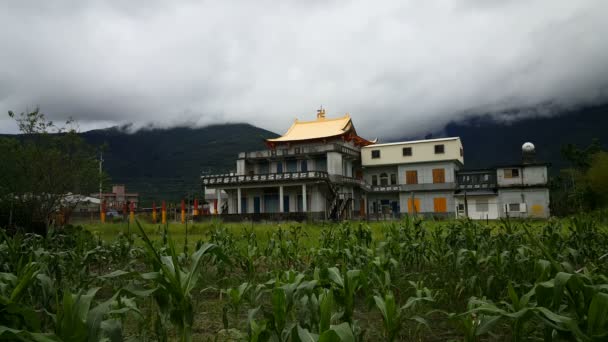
[202,171,329,186]
[237,143,360,160]
[367,182,457,192]
[203,172,458,193]
[456,183,497,190]
[369,185,401,192]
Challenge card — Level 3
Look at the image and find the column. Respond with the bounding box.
[216,189,221,214]
[237,187,242,214]
[279,185,284,213]
[302,184,307,212]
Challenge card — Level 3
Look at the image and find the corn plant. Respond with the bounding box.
[324,267,361,325]
[136,220,223,342]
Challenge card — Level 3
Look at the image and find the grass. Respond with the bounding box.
[79,215,548,249]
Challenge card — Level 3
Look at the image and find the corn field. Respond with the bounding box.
[1,214,608,341]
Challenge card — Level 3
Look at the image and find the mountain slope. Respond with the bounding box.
[80,123,278,203]
[5,105,606,205]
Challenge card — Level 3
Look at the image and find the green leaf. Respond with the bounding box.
[319,290,334,333]
[327,323,355,342]
[0,326,60,342]
[297,325,319,342]
[327,268,344,288]
[476,315,501,336]
[587,292,608,336]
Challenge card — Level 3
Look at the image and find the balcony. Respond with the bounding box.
[367,182,457,193]
[237,143,361,160]
[202,171,328,186]
[202,171,366,187]
[456,171,497,190]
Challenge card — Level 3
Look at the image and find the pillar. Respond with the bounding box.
[279,185,284,213]
[237,187,242,214]
[302,184,307,212]
[216,189,221,215]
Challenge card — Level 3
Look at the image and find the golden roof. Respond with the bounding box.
[266,114,354,143]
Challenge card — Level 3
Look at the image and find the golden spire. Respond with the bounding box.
[316,106,326,120]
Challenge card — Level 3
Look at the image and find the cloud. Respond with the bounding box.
[0,0,607,138]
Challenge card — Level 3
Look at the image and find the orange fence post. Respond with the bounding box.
[161,201,167,224]
[181,199,186,224]
[152,201,157,223]
[101,200,106,224]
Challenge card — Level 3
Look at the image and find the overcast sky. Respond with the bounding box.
[1,0,607,138]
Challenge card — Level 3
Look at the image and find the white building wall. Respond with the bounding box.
[236,160,246,175]
[454,195,500,220]
[327,152,343,175]
[398,191,455,214]
[397,161,459,184]
[362,138,463,166]
[364,166,399,185]
[497,165,548,187]
[498,188,550,218]
[310,185,326,212]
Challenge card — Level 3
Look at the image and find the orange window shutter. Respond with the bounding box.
[433,169,445,183]
[407,199,420,213]
[406,171,418,184]
[434,197,447,213]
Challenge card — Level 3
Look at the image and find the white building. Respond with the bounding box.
[361,137,464,218]
[202,112,550,220]
[202,109,374,220]
[454,144,550,219]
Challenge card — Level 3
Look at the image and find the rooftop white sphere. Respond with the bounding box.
[522,142,535,152]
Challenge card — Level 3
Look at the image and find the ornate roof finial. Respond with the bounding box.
[317,106,326,120]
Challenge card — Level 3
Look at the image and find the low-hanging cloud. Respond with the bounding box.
[1,0,607,138]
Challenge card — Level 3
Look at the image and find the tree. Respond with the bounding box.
[551,139,606,215]
[586,151,608,206]
[1,108,103,231]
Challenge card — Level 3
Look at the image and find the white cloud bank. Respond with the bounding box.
[1,0,607,138]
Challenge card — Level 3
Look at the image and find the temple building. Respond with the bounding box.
[201,110,550,220]
[201,109,374,220]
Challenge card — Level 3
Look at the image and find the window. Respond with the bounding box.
[390,174,396,185]
[315,157,327,172]
[504,168,520,178]
[432,168,445,183]
[372,175,378,186]
[433,197,447,213]
[434,144,445,154]
[402,147,412,156]
[460,148,463,157]
[371,150,381,159]
[259,162,269,174]
[457,203,465,212]
[476,200,489,212]
[276,162,283,174]
[286,160,297,172]
[300,160,308,172]
[508,203,520,212]
[406,170,418,184]
[380,173,389,186]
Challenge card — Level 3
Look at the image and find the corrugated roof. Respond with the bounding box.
[266,114,354,142]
